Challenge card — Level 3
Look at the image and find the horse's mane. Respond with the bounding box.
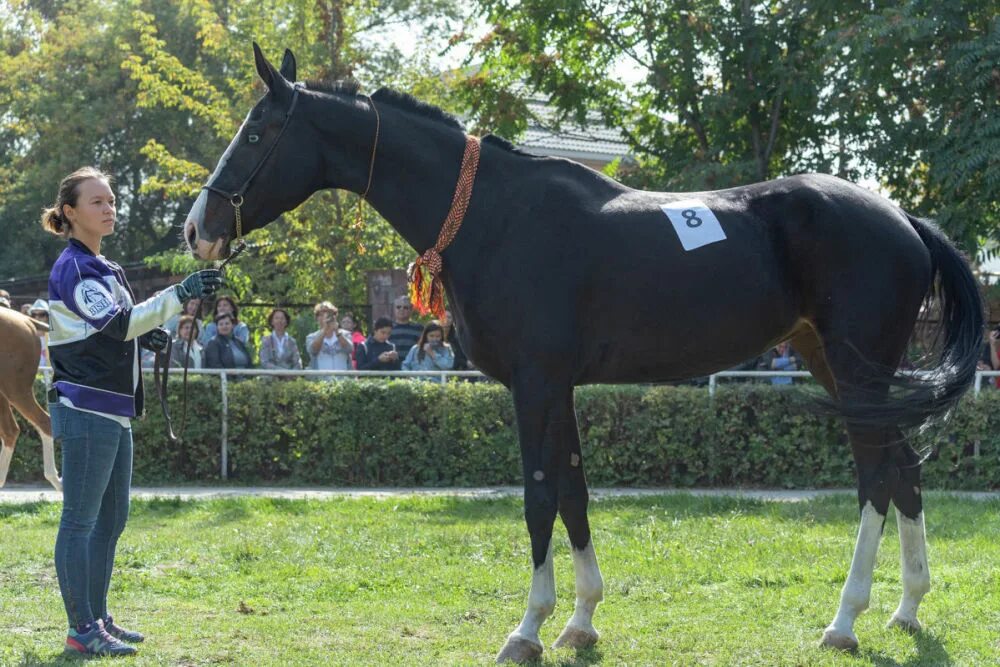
[304,80,533,157]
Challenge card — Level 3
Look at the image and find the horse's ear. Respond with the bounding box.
[279,49,296,82]
[253,41,281,92]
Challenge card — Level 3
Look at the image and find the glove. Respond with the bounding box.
[176,269,223,300]
[139,326,171,353]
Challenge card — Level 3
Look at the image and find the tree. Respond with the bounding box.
[460,0,999,254]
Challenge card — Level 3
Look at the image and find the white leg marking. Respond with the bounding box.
[0,445,12,488]
[553,540,603,648]
[508,541,555,649]
[822,501,885,649]
[41,433,62,492]
[888,509,930,632]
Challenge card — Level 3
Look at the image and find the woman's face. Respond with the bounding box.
[178,322,192,340]
[217,317,234,336]
[426,330,443,344]
[184,298,201,316]
[64,178,116,239]
[340,315,355,331]
[217,299,234,316]
[272,311,288,331]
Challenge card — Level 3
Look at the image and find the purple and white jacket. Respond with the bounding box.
[47,239,183,419]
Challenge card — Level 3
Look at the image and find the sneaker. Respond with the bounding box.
[65,620,137,656]
[104,615,145,643]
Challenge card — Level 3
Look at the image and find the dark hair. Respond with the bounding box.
[373,316,393,331]
[40,167,112,236]
[176,314,200,340]
[415,320,445,361]
[211,295,239,322]
[215,312,235,325]
[340,311,364,336]
[268,308,291,329]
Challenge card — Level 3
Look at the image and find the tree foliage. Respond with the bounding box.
[461,0,999,253]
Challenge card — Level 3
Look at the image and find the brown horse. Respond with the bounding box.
[0,307,61,491]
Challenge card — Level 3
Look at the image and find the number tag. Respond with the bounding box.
[660,199,727,251]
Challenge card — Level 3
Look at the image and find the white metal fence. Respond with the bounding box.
[36,368,1000,480]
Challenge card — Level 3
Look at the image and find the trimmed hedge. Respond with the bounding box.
[7,380,999,489]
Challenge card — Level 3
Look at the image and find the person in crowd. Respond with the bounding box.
[259,307,302,371]
[41,166,221,656]
[164,296,201,337]
[402,320,455,378]
[199,295,249,346]
[305,301,353,379]
[761,341,800,385]
[20,303,33,316]
[169,315,203,369]
[29,298,51,367]
[440,309,468,371]
[389,296,422,362]
[338,312,367,368]
[978,325,1000,388]
[203,312,253,370]
[356,316,401,371]
[0,289,11,309]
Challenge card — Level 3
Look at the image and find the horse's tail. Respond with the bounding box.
[827,214,984,433]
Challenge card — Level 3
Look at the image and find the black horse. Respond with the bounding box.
[184,44,983,662]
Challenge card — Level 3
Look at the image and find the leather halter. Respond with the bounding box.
[202,84,303,263]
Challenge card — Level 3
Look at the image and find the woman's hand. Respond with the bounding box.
[424,343,436,358]
[176,269,223,300]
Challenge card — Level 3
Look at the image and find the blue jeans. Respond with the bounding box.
[51,403,133,628]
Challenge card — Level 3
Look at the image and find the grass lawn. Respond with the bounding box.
[0,493,997,666]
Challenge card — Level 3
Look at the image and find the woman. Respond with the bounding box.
[259,308,302,370]
[42,166,220,656]
[203,312,254,370]
[169,315,203,369]
[164,295,202,336]
[402,320,455,378]
[199,295,249,346]
[339,312,366,368]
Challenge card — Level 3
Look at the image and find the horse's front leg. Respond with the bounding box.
[496,375,566,664]
[552,391,602,650]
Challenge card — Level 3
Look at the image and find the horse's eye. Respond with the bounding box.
[248,134,260,144]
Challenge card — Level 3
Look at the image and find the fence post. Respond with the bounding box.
[220,371,228,481]
[975,371,982,395]
[708,373,717,398]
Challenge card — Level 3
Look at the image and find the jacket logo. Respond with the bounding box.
[73,279,115,319]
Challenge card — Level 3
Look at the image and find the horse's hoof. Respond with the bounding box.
[887,614,922,634]
[552,625,598,649]
[820,627,858,651]
[495,636,543,664]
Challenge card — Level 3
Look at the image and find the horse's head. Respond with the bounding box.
[185,43,320,260]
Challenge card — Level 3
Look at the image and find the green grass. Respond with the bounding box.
[1,494,997,666]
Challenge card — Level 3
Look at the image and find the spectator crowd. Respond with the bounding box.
[5,285,999,386]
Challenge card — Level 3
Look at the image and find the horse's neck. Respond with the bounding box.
[313,96,470,253]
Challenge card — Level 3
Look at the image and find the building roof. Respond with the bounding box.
[516,99,633,165]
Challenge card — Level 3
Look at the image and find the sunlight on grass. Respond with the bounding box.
[1,494,997,665]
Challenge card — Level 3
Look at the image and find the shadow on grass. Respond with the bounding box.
[12,649,88,666]
[0,501,52,519]
[862,630,950,666]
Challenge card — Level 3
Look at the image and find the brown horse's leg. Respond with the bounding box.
[0,396,19,487]
[7,386,60,491]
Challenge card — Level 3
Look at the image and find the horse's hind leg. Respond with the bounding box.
[822,427,893,650]
[886,438,930,633]
[8,388,60,491]
[0,396,19,487]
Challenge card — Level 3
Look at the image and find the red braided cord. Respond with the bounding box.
[409,136,481,319]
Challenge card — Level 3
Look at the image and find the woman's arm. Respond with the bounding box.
[433,345,454,370]
[259,336,276,369]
